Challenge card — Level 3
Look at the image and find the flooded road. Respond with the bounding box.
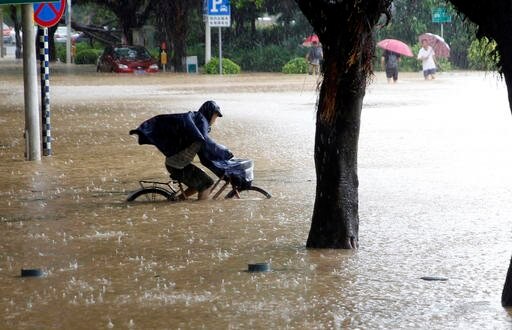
[1,61,512,329]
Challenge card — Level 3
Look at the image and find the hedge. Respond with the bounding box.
[205,57,241,74]
[75,49,100,65]
[282,57,308,74]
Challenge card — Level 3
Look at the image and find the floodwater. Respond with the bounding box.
[1,60,512,329]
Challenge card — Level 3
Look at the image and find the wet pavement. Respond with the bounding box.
[1,60,512,328]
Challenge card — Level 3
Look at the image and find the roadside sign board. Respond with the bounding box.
[432,7,451,23]
[207,0,230,27]
[34,0,66,28]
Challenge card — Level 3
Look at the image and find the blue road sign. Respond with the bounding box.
[34,0,66,27]
[207,0,230,16]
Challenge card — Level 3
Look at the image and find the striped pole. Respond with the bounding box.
[39,27,52,156]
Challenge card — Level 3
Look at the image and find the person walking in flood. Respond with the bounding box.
[417,39,437,80]
[381,50,401,83]
[306,41,323,75]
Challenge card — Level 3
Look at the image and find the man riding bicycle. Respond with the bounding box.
[130,100,232,200]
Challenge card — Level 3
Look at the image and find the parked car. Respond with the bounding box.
[2,23,13,44]
[96,45,159,73]
[54,26,79,43]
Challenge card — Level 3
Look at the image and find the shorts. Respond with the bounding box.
[385,67,398,81]
[166,163,214,192]
[423,68,436,77]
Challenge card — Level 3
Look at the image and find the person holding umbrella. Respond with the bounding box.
[381,50,401,83]
[376,39,413,83]
[305,37,323,75]
[417,39,437,80]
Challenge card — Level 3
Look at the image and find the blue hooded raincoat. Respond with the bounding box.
[130,101,253,188]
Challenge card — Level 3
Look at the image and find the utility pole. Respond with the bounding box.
[218,27,222,75]
[0,10,4,58]
[22,4,41,161]
[205,16,211,64]
[66,0,71,64]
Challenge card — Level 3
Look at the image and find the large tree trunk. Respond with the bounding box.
[167,1,189,73]
[296,0,391,249]
[448,0,512,308]
[493,48,512,308]
[77,0,152,45]
[307,61,363,249]
[500,53,512,116]
[503,256,512,307]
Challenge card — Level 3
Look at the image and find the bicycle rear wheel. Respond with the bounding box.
[225,186,272,200]
[127,188,175,202]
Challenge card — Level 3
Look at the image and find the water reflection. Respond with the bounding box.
[0,63,511,328]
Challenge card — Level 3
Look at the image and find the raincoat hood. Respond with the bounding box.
[198,101,222,123]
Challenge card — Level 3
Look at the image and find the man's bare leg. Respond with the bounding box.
[176,187,197,200]
[197,186,212,200]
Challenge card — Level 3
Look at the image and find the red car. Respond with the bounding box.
[96,45,159,73]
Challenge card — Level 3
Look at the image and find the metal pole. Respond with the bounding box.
[205,17,211,64]
[441,23,444,39]
[66,0,72,65]
[218,27,222,75]
[0,10,4,58]
[22,4,41,161]
[39,27,51,156]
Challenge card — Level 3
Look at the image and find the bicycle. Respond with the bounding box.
[127,158,271,202]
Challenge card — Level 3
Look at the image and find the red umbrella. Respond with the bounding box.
[419,33,450,58]
[302,34,319,47]
[377,39,413,57]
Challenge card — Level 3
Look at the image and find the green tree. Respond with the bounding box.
[74,0,153,45]
[219,0,311,71]
[230,0,264,35]
[153,0,201,72]
[72,3,117,27]
[379,0,475,69]
[467,37,499,71]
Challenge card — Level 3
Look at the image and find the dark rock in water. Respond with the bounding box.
[248,263,270,272]
[421,276,448,281]
[21,269,44,277]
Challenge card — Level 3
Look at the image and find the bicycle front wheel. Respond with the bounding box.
[225,186,272,200]
[127,188,175,202]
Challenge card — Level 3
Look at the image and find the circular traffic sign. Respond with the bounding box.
[34,0,67,28]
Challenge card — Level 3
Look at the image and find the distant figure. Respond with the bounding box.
[417,39,436,80]
[381,50,401,83]
[306,41,323,75]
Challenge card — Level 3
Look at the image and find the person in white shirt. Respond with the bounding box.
[417,39,436,80]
